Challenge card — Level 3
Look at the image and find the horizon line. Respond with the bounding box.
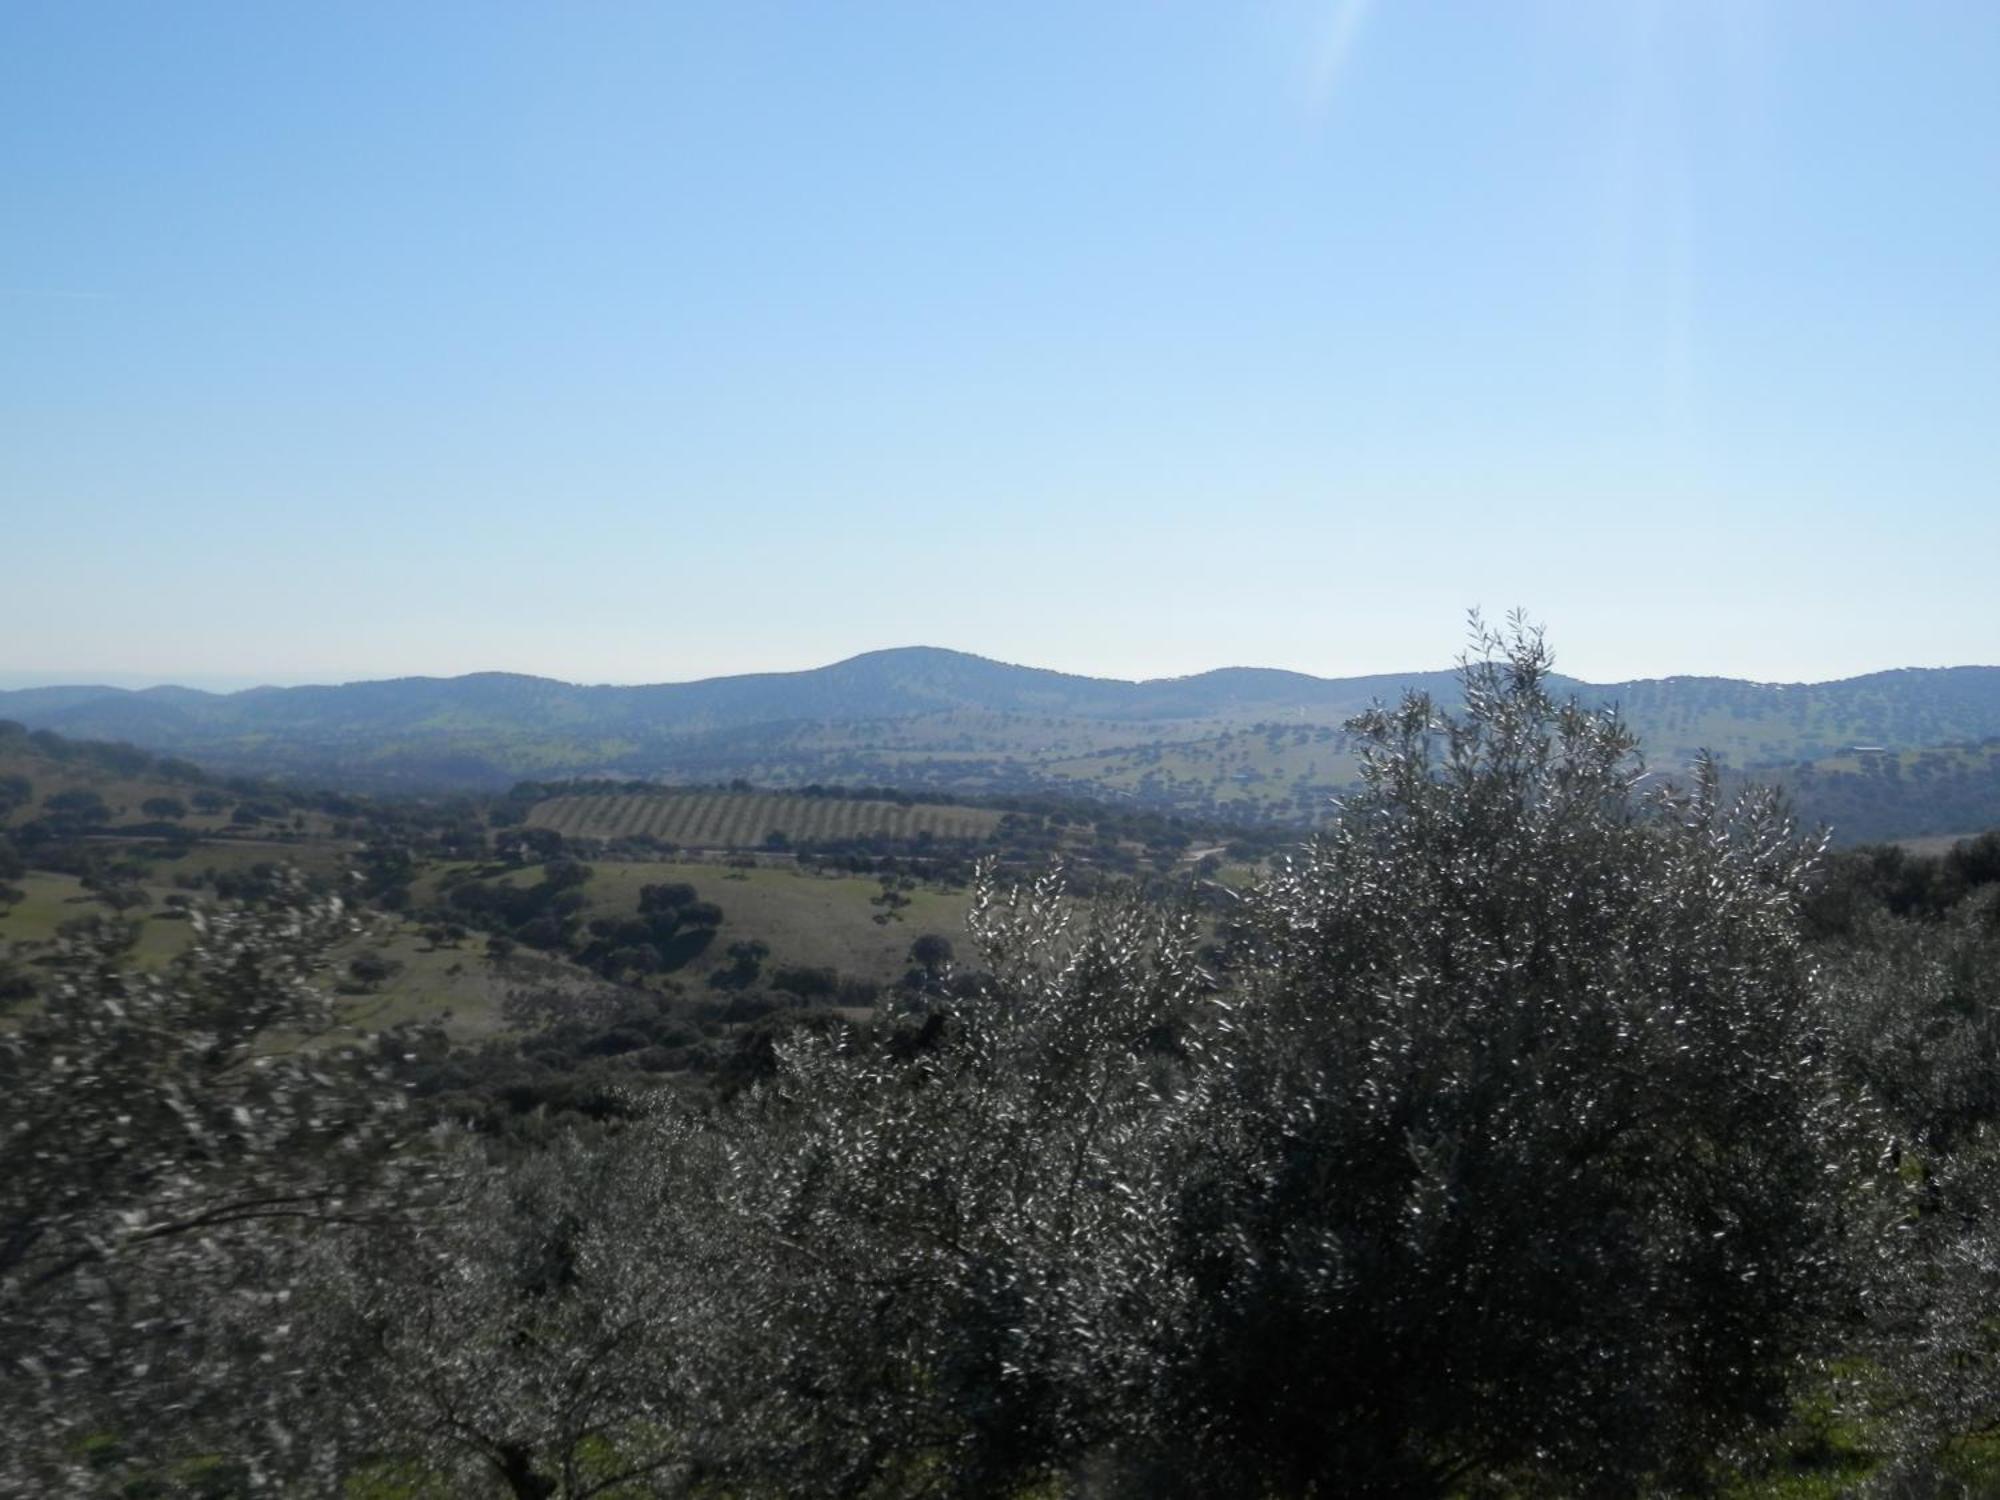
[4,645,1999,698]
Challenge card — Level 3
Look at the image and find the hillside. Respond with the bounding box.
[6,651,2000,834]
[0,719,339,838]
[1761,738,2000,846]
[0,724,1272,1057]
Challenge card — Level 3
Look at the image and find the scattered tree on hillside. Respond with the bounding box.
[708,938,768,991]
[0,774,31,817]
[906,931,954,987]
[345,949,404,991]
[42,786,110,830]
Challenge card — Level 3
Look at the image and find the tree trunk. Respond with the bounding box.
[494,1443,557,1500]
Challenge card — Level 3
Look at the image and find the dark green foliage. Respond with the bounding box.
[345,950,403,991]
[766,960,838,998]
[1796,840,2000,1488]
[637,880,699,914]
[1806,831,2000,935]
[706,938,767,990]
[0,954,33,1002]
[497,825,566,864]
[907,931,954,975]
[447,859,597,951]
[0,772,31,817]
[42,786,110,829]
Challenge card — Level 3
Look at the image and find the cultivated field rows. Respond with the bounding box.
[528,791,1002,846]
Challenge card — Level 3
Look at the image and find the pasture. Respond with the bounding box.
[588,859,972,982]
[528,789,1003,847]
[157,834,354,881]
[0,752,234,834]
[0,870,196,969]
[430,857,975,988]
[323,918,576,1042]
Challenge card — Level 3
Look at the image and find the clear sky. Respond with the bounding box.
[3,1,1996,689]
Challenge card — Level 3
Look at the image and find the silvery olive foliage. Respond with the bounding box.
[1818,896,2000,1490]
[697,868,1216,1496]
[296,871,1217,1500]
[606,618,1875,1498]
[0,878,415,1492]
[293,1119,745,1499]
[1126,616,1877,1497]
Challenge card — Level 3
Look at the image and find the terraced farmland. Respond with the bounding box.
[527,790,1004,847]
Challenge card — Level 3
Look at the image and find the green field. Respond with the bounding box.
[528,790,1003,846]
[323,918,598,1042]
[433,857,974,987]
[155,834,355,881]
[0,870,592,1044]
[0,870,195,968]
[593,859,970,981]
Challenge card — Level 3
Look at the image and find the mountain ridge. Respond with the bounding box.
[5,646,2000,807]
[13,645,1997,699]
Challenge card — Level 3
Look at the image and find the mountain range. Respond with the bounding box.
[0,649,1462,740]
[3,647,1998,838]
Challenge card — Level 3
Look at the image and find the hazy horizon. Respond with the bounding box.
[6,638,1998,698]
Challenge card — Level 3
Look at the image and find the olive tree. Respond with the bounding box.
[294,1121,745,1499]
[1817,891,2000,1487]
[1135,616,1875,1497]
[700,869,1215,1497]
[0,879,414,1491]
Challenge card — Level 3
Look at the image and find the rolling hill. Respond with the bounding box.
[6,649,2000,836]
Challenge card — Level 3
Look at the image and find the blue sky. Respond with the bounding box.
[3,1,1996,689]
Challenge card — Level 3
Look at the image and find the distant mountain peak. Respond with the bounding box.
[5,656,2000,812]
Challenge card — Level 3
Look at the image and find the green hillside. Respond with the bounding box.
[1767,739,2000,846]
[9,652,1999,813]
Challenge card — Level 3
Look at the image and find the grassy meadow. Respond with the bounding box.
[434,855,974,988]
[0,870,196,969]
